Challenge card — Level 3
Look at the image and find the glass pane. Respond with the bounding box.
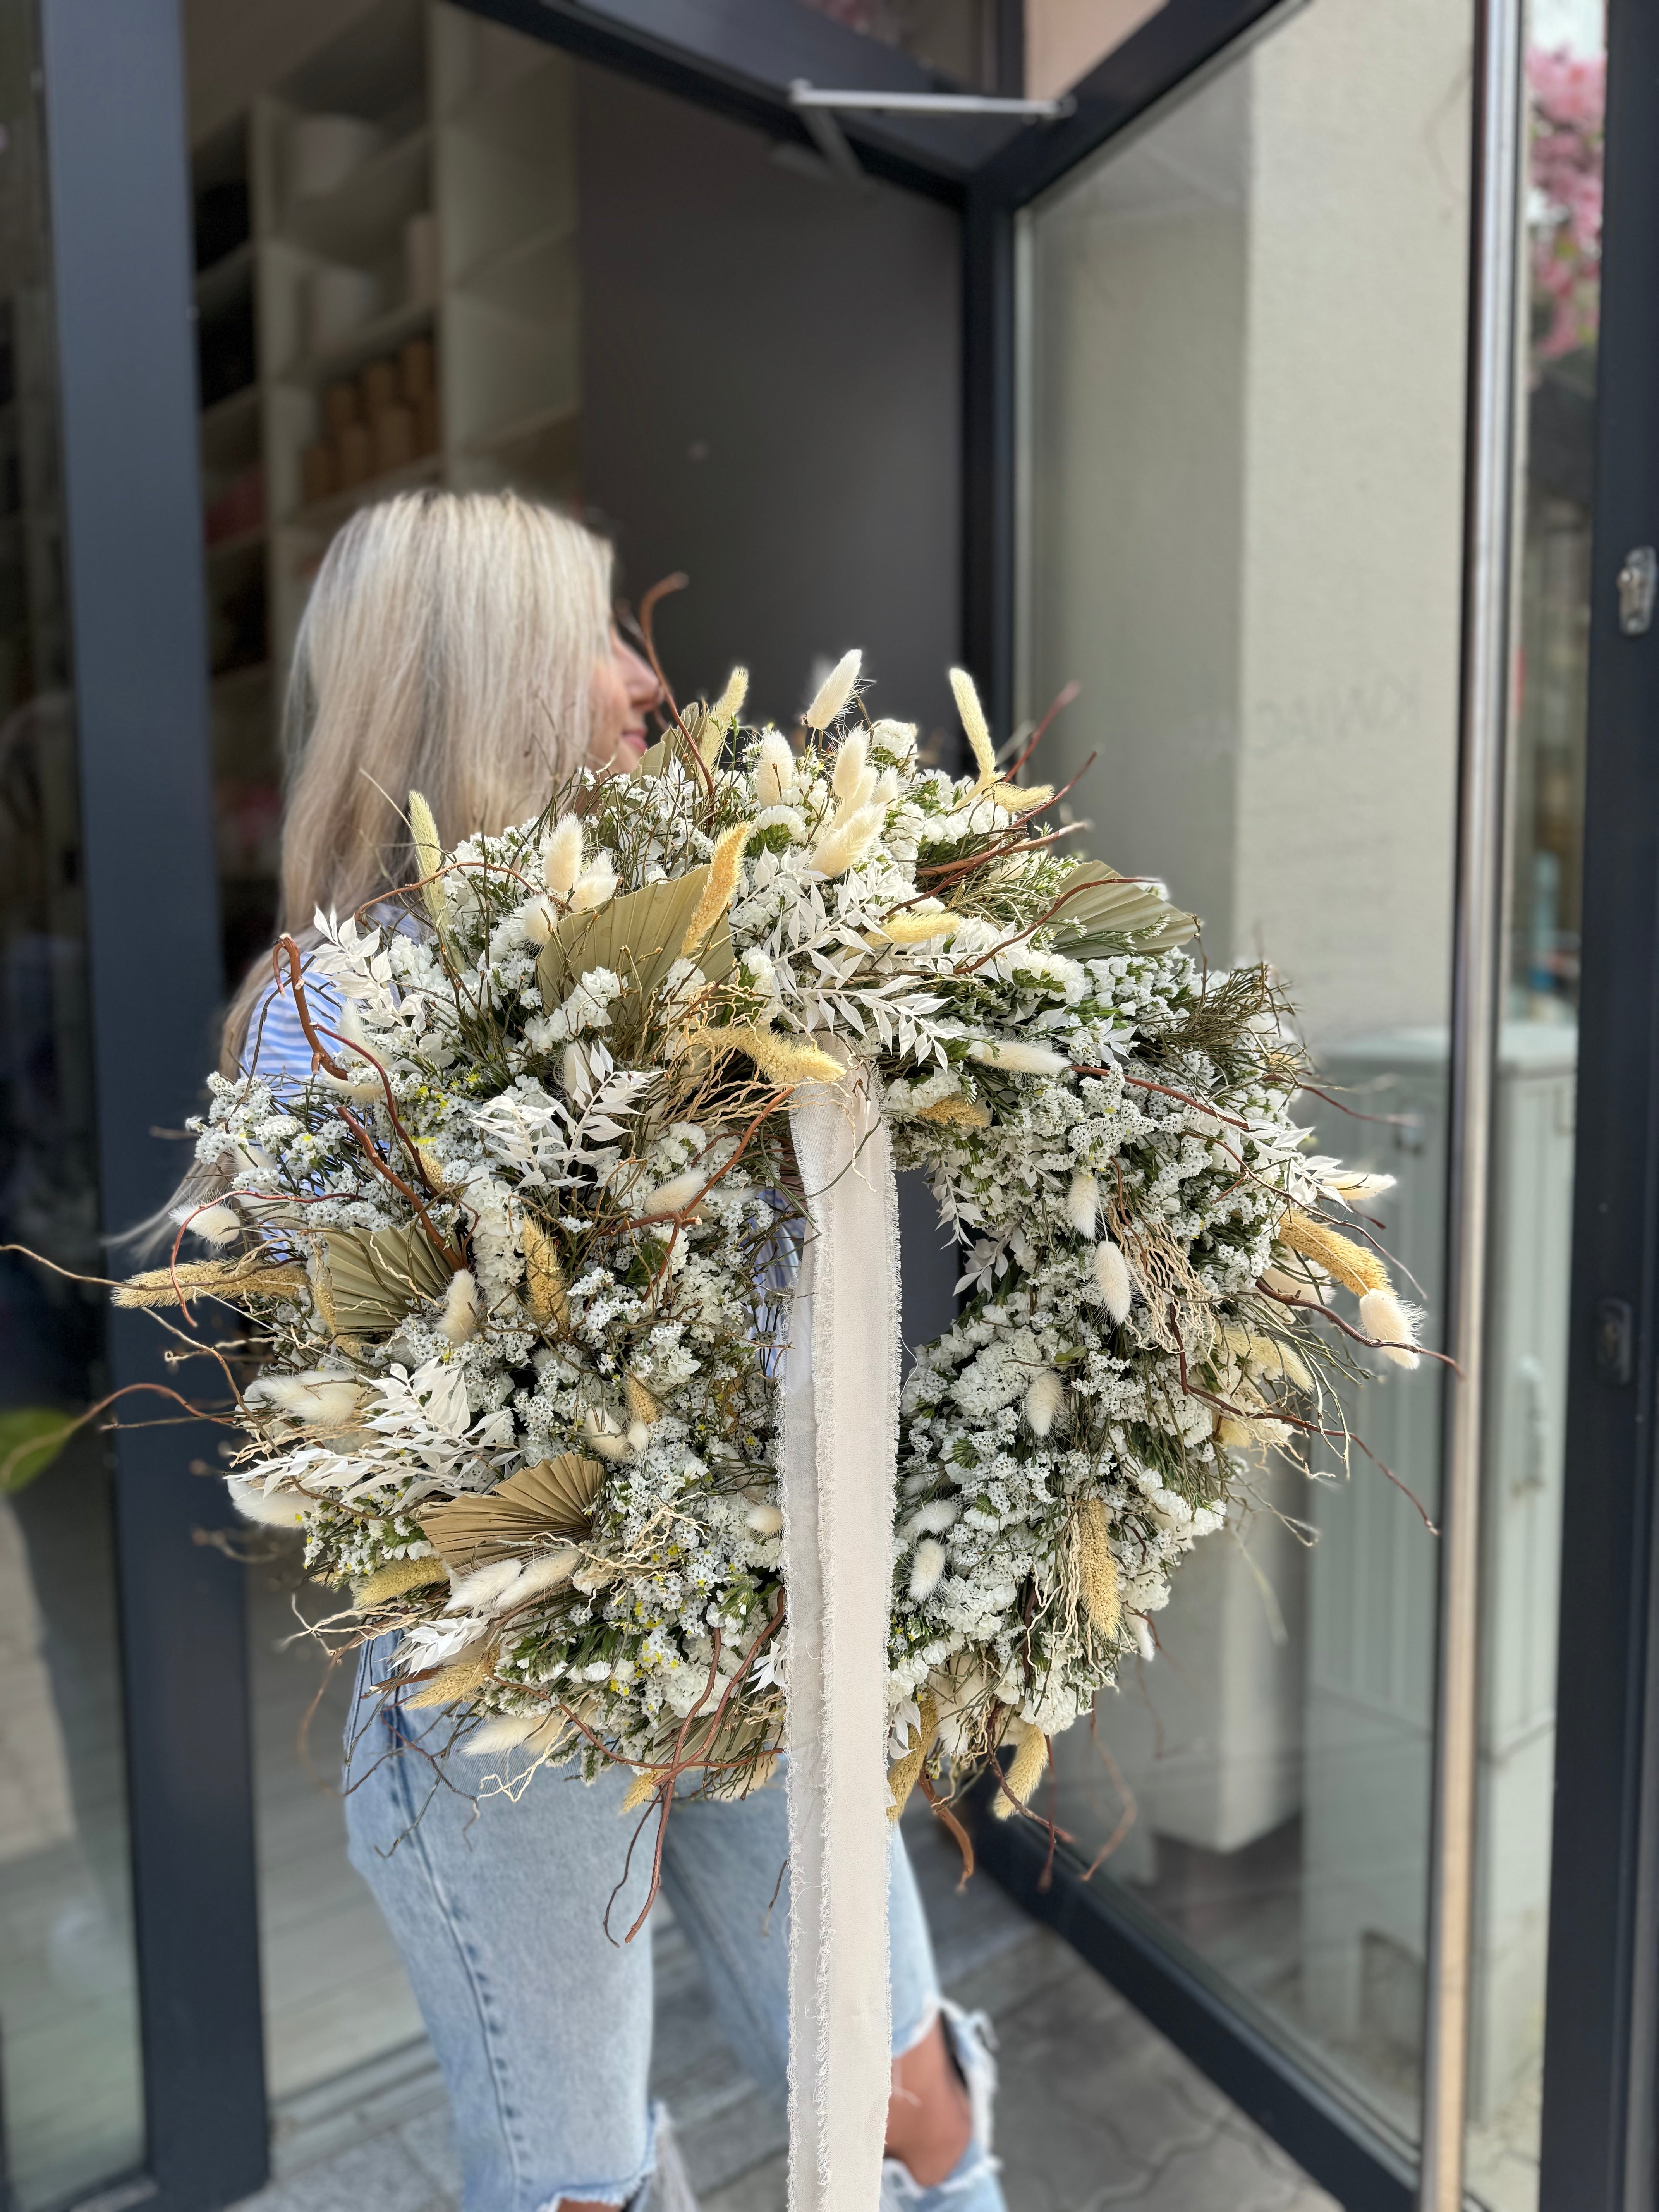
[0,2,146,2201]
[1464,6,1601,2207]
[1019,0,1475,2152]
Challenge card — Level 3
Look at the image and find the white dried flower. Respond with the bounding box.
[1093,1240,1132,1324]
[641,1170,706,1218]
[754,734,796,807]
[1358,1288,1421,1371]
[570,860,617,913]
[831,729,869,802]
[520,895,559,946]
[543,818,584,900]
[440,1268,483,1345]
[909,1537,947,1601]
[803,648,861,730]
[870,718,917,762]
[747,1501,784,1536]
[1024,1369,1064,1437]
[227,1478,307,1527]
[967,1039,1070,1076]
[810,802,884,879]
[1322,1170,1397,1206]
[181,1202,240,1246]
[1065,1170,1098,1237]
[466,1712,543,1755]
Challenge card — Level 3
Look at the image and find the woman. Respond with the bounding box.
[230,490,1003,2212]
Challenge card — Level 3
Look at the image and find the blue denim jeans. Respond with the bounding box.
[344,1638,1004,2212]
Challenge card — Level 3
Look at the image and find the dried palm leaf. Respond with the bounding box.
[1048,860,1197,955]
[536,865,735,1012]
[421,1453,606,1571]
[314,1221,453,1339]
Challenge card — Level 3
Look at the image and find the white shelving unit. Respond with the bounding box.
[191,0,581,963]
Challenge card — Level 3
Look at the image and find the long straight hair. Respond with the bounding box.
[221,488,613,1067]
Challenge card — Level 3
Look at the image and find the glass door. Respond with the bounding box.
[1017,0,1476,2164]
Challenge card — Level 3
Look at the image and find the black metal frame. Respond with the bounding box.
[40,2,266,2208]
[1538,1,1659,2205]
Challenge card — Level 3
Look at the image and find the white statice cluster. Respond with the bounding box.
[142,654,1418,1809]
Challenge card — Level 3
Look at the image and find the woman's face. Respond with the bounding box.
[587,625,663,772]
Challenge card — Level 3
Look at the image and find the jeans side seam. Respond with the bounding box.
[388,1710,532,2205]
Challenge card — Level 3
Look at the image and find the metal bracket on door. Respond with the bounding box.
[1617,545,1656,635]
[787,81,1076,183]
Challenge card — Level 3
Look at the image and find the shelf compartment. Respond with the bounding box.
[277,296,435,390]
[452,218,576,321]
[444,292,576,454]
[278,122,431,266]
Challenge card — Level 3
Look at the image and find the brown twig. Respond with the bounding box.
[335,1107,467,1271]
[1007,679,1080,778]
[918,1769,975,1889]
[273,936,349,1078]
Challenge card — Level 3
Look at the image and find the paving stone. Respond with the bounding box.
[393,2106,462,2197]
[699,2148,788,2212]
[235,2133,445,2212]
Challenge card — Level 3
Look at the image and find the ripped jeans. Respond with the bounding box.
[344,1637,1004,2212]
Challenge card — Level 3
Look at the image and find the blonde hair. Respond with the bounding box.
[222,489,613,1066]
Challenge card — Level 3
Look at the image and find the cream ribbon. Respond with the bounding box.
[783,1060,902,2212]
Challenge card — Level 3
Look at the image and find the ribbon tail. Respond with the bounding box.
[783,1066,901,2212]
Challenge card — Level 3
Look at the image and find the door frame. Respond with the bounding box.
[39,3,266,2210]
[1538,1,1659,2205]
[36,0,1656,2206]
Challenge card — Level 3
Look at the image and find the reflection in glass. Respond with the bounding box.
[0,4,146,2203]
[1017,0,1475,2151]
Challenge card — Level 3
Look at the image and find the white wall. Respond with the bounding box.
[1022,0,1472,1047]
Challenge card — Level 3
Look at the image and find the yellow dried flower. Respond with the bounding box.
[709,665,749,728]
[522,1214,569,1328]
[1073,1499,1120,1638]
[354,1556,447,1609]
[621,1769,663,1814]
[623,1373,660,1427]
[991,1719,1048,1819]
[405,1644,498,1709]
[407,789,449,937]
[871,910,958,946]
[693,1022,843,1088]
[886,1693,938,1822]
[1279,1210,1390,1297]
[916,1096,992,1130]
[949,666,997,785]
[680,820,752,957]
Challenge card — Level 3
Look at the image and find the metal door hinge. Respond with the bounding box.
[1617,546,1657,635]
[1595,1297,1634,1386]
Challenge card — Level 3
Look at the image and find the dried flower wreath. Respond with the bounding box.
[117,652,1422,1842]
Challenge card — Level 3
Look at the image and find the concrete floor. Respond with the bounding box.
[232,1799,1336,2212]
